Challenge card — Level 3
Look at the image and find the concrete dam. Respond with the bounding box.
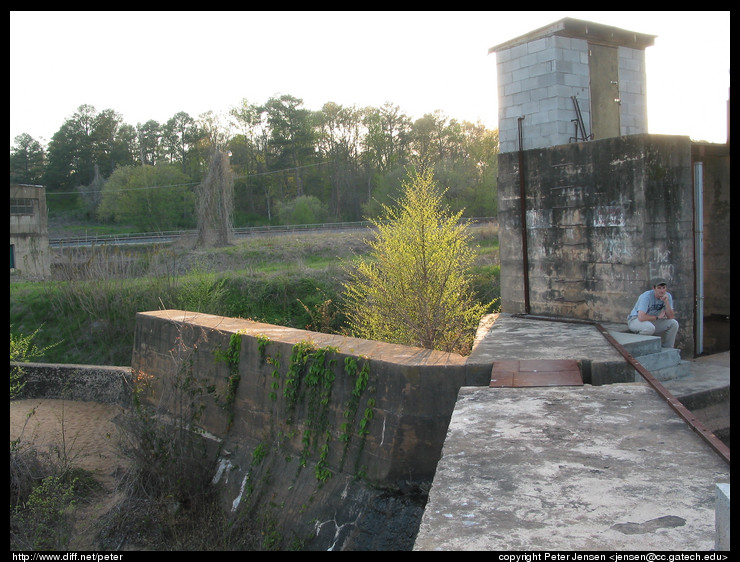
[15,309,729,550]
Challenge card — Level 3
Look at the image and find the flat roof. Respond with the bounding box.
[489,17,656,53]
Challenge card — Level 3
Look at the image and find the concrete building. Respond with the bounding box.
[489,18,730,357]
[10,184,51,279]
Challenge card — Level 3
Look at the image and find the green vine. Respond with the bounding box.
[215,330,244,429]
[256,334,270,364]
[230,337,374,489]
[338,357,373,473]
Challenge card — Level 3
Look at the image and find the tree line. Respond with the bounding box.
[10,96,499,229]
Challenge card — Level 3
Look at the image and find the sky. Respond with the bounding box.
[10,11,730,148]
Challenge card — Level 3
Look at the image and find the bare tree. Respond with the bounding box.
[196,149,234,247]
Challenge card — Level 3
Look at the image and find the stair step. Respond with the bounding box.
[633,359,692,382]
[608,330,662,356]
[607,331,690,382]
[634,347,682,371]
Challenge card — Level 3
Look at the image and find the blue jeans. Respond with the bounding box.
[627,317,679,348]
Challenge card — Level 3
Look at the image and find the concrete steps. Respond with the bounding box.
[606,329,690,382]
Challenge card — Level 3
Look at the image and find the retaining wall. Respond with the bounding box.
[11,362,132,405]
[130,309,474,550]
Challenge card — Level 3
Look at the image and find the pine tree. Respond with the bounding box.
[342,168,490,354]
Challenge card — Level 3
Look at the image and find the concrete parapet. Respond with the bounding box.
[715,483,730,550]
[130,309,469,550]
[10,362,133,405]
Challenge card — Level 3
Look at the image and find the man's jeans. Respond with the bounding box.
[627,317,679,348]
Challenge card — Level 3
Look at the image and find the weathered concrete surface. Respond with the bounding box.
[10,362,133,406]
[467,313,635,386]
[131,309,469,550]
[416,313,729,551]
[414,382,730,551]
[497,134,701,353]
[662,352,731,444]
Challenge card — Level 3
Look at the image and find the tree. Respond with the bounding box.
[92,108,136,174]
[137,120,163,166]
[162,111,199,175]
[97,164,196,231]
[228,99,262,216]
[76,164,105,219]
[10,133,45,184]
[342,168,490,354]
[43,104,98,191]
[315,102,366,220]
[361,103,411,173]
[196,149,234,247]
[42,105,135,191]
[263,94,316,198]
[275,195,328,225]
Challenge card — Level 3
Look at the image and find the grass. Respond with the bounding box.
[10,224,499,366]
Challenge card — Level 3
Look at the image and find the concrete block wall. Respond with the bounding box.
[494,34,649,153]
[496,35,591,153]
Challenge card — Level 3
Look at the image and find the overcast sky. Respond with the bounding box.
[10,11,730,147]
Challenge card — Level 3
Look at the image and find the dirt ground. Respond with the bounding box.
[10,399,131,550]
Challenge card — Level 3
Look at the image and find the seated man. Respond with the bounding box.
[627,279,679,348]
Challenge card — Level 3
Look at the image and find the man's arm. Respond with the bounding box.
[661,295,675,319]
[637,310,658,322]
[634,293,654,322]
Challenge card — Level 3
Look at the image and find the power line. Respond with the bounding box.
[45,161,333,195]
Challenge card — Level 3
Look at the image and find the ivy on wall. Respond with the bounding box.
[216,333,375,491]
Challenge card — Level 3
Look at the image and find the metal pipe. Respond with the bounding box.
[517,116,531,314]
[693,162,704,355]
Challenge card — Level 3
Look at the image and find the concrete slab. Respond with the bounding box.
[469,314,622,363]
[414,383,730,551]
[490,359,582,387]
[662,352,730,398]
[467,314,633,386]
[609,330,663,356]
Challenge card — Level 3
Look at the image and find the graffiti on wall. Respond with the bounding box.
[648,247,674,283]
[592,205,625,227]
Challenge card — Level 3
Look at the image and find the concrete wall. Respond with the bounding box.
[695,145,731,353]
[497,134,696,353]
[10,184,51,280]
[130,309,472,550]
[11,362,133,405]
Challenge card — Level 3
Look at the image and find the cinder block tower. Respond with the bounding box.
[489,17,656,153]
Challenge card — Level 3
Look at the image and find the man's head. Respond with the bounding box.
[652,279,668,298]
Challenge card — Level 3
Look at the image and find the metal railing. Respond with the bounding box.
[49,218,498,247]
